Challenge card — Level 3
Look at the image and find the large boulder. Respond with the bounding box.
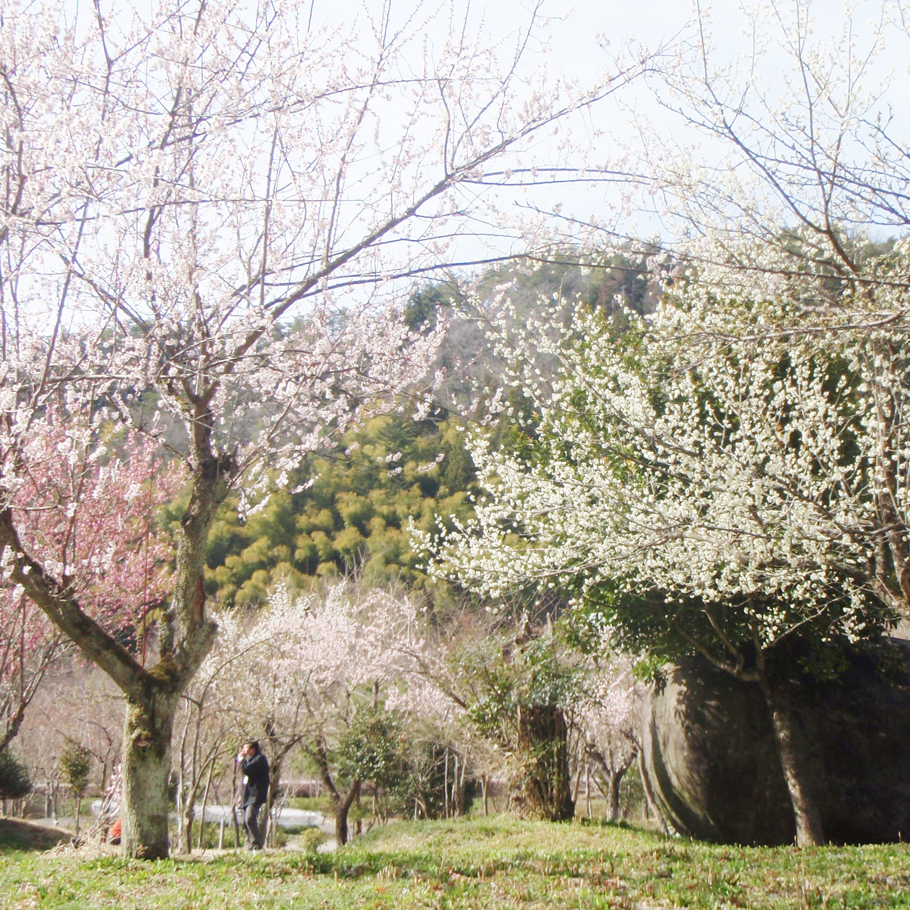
[640,640,910,845]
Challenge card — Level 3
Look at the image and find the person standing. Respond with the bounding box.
[237,741,270,850]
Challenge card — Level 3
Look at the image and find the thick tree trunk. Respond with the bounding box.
[512,704,574,821]
[758,676,825,847]
[121,688,179,859]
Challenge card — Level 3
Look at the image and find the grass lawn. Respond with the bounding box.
[2,814,909,909]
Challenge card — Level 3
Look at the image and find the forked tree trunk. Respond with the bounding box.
[602,766,627,822]
[311,739,361,846]
[0,443,224,860]
[121,688,180,859]
[585,740,636,823]
[757,675,825,847]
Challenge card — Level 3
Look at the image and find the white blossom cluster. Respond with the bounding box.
[194,581,460,744]
[429,266,910,649]
[0,0,634,515]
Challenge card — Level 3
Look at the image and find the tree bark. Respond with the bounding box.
[121,687,180,859]
[757,675,826,847]
[311,738,361,846]
[334,781,360,846]
[585,740,635,823]
[512,704,574,821]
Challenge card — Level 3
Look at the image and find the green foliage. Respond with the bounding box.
[205,411,480,606]
[401,742,477,820]
[0,751,31,801]
[292,826,327,855]
[337,709,409,795]
[203,255,660,609]
[578,575,896,684]
[58,739,92,800]
[452,614,582,744]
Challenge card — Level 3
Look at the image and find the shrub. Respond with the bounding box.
[0,750,31,801]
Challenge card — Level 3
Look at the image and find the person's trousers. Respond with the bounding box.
[243,802,265,849]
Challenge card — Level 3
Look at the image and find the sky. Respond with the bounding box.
[301,0,909,244]
[49,0,910,282]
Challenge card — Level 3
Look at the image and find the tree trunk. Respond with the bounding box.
[196,760,216,852]
[178,801,195,855]
[605,766,627,823]
[334,781,360,846]
[311,739,361,846]
[758,675,826,847]
[121,688,179,859]
[637,751,668,834]
[512,704,574,821]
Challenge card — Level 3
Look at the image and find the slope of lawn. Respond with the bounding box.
[2,814,909,909]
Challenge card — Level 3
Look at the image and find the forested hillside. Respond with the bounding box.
[202,250,656,606]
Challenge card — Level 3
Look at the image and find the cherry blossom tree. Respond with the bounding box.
[573,653,641,822]
[194,582,433,845]
[0,0,651,857]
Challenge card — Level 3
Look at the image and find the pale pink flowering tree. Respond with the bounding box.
[192,582,437,844]
[572,654,642,822]
[0,0,648,857]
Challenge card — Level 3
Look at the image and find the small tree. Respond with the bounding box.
[0,750,31,813]
[573,652,641,823]
[59,738,92,837]
[406,606,578,822]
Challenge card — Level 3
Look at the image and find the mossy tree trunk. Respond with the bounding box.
[121,688,180,859]
[512,704,574,821]
[0,436,226,859]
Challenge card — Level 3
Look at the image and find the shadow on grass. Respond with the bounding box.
[0,819,71,853]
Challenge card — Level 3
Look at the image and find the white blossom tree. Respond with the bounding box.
[431,0,910,847]
[573,652,641,823]
[0,0,649,857]
[429,279,907,846]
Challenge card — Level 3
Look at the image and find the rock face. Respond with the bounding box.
[640,641,910,845]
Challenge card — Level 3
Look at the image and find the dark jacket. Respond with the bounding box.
[240,752,270,807]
